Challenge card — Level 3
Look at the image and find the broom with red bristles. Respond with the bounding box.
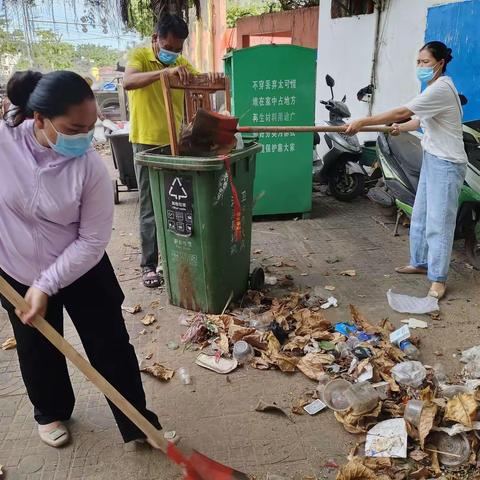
[0,276,251,480]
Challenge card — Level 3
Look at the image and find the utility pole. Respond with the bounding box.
[21,0,35,67]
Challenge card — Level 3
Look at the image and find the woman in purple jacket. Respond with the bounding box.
[0,71,160,448]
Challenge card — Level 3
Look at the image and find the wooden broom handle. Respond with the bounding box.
[237,125,392,133]
[0,276,169,453]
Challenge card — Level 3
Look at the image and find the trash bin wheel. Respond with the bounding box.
[249,267,265,291]
[113,179,120,205]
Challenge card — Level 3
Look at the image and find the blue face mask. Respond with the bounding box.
[158,48,180,65]
[416,62,440,83]
[44,119,94,158]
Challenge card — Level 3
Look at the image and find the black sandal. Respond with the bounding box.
[142,267,161,288]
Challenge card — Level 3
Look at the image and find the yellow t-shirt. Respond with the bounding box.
[127,46,197,146]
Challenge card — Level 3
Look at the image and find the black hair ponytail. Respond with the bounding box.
[5,70,94,127]
[421,41,453,73]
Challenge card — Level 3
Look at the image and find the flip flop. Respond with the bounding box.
[38,422,70,448]
[195,353,238,374]
[395,265,427,275]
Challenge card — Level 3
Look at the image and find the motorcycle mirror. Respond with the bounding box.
[342,94,347,103]
[325,74,335,99]
[459,94,468,106]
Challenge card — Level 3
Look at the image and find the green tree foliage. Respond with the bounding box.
[1,25,122,73]
[75,43,123,70]
[227,2,281,28]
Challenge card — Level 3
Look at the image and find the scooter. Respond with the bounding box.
[314,74,367,201]
[369,115,480,269]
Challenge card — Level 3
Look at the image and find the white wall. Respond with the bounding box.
[315,0,468,143]
[315,1,376,127]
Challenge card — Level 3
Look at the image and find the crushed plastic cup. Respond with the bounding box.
[177,367,191,385]
[322,379,352,412]
[404,399,424,426]
[391,361,427,388]
[344,382,379,415]
[233,341,254,364]
[429,432,471,467]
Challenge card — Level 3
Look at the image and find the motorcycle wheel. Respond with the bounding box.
[328,162,365,201]
[465,221,480,270]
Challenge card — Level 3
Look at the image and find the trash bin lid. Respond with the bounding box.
[135,143,262,172]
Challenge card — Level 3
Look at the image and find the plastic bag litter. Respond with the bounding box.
[387,289,439,314]
[321,296,338,310]
[460,345,480,379]
[391,361,427,388]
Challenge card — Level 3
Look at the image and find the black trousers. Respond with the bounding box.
[0,254,161,442]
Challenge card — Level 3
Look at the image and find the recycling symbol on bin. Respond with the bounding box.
[169,177,188,200]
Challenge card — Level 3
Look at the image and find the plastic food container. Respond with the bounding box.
[322,379,352,412]
[233,341,254,364]
[430,432,471,467]
[404,399,424,426]
[344,382,380,415]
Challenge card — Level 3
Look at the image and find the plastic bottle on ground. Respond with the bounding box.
[399,340,420,360]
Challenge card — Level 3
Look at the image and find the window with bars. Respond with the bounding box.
[331,0,375,18]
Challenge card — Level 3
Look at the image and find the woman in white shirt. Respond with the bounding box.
[346,41,467,300]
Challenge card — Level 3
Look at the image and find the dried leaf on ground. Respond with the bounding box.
[428,449,441,476]
[283,335,311,351]
[141,314,156,326]
[444,393,478,427]
[362,458,391,471]
[382,400,403,417]
[297,353,335,381]
[340,270,357,277]
[250,357,271,370]
[229,325,256,343]
[336,459,377,480]
[122,304,142,314]
[140,363,174,381]
[215,332,230,355]
[292,397,311,415]
[418,402,437,448]
[272,353,298,373]
[242,333,268,351]
[409,449,429,462]
[349,305,378,335]
[325,285,336,291]
[294,309,331,337]
[1,337,16,350]
[265,332,282,357]
[255,400,294,423]
[410,466,431,479]
[335,402,382,434]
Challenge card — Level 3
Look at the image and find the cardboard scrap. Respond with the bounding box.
[1,337,16,350]
[140,363,174,381]
[141,314,156,326]
[122,304,142,314]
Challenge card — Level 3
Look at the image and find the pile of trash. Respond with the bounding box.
[180,290,480,479]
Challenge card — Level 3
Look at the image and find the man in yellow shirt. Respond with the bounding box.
[124,14,211,288]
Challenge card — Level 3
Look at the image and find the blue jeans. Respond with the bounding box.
[410,151,467,282]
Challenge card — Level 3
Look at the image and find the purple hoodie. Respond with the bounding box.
[0,120,114,296]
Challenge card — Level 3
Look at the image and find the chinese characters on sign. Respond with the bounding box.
[249,78,299,155]
[164,175,193,236]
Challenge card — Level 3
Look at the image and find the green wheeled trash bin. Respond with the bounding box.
[135,143,262,314]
